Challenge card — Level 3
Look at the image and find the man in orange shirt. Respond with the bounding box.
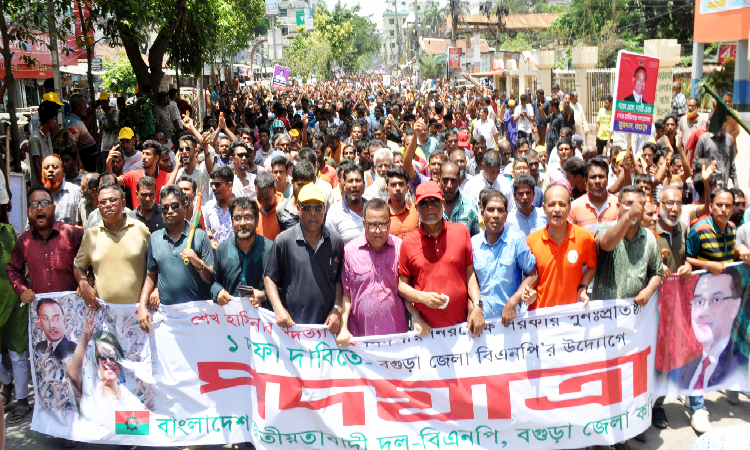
[568,157,619,234]
[387,167,418,239]
[109,140,170,208]
[255,172,283,241]
[525,183,597,309]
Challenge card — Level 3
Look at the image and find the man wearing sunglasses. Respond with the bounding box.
[397,181,485,336]
[231,141,262,199]
[138,186,214,332]
[265,183,344,333]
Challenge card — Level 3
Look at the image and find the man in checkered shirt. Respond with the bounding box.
[672,81,687,117]
[41,154,81,226]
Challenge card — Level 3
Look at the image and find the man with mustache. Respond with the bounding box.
[138,186,214,332]
[110,140,170,208]
[693,117,737,189]
[568,157,619,234]
[168,135,214,207]
[326,165,366,245]
[42,154,81,226]
[677,98,706,153]
[212,196,272,308]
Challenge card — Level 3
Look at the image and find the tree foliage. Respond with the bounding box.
[419,53,446,79]
[100,54,138,95]
[282,1,379,75]
[550,0,695,67]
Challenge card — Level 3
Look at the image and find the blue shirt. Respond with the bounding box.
[471,227,536,319]
[506,207,548,237]
[147,221,214,305]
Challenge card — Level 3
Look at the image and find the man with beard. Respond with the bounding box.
[277,162,316,232]
[472,189,537,324]
[464,150,514,211]
[678,98,706,152]
[326,164,366,245]
[75,182,151,306]
[568,157,619,234]
[397,181,484,334]
[265,183,344,332]
[168,135,214,207]
[507,174,547,237]
[134,176,166,233]
[138,185,214,332]
[466,136,486,177]
[231,141,263,199]
[112,140,170,208]
[386,167,418,239]
[363,149,393,201]
[657,114,679,155]
[212,196,273,308]
[8,187,83,425]
[176,174,197,220]
[41,154,81,226]
[693,119,737,188]
[76,172,99,228]
[255,172,283,241]
[729,188,745,226]
[440,161,480,236]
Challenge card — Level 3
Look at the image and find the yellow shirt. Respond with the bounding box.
[75,215,151,304]
[596,108,613,141]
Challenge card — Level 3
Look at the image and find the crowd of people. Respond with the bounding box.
[0,72,746,450]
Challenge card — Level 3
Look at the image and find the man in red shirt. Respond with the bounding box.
[108,140,170,207]
[397,181,484,335]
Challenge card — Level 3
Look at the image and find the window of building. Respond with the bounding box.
[390,30,394,36]
[281,27,289,36]
[279,8,288,16]
[389,18,394,24]
[390,43,395,48]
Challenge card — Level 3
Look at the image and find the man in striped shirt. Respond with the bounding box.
[686,188,736,273]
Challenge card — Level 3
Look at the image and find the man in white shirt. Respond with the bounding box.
[326,165,366,245]
[569,90,589,142]
[168,89,183,131]
[464,150,515,212]
[230,141,258,199]
[513,94,535,141]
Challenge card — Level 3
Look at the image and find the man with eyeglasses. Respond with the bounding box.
[265,183,344,332]
[231,141,262,199]
[138,185,214,332]
[8,187,84,424]
[212,196,273,309]
[205,166,235,249]
[337,199,424,347]
[397,181,485,335]
[74,182,151,307]
[168,135,214,207]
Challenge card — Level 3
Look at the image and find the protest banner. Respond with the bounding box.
[611,51,660,135]
[448,48,462,71]
[29,269,750,447]
[655,263,750,397]
[271,65,290,90]
[383,74,391,86]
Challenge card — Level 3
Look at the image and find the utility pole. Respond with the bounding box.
[394,0,403,66]
[46,0,63,124]
[414,0,421,60]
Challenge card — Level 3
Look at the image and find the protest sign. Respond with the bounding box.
[655,263,750,397]
[448,48,462,71]
[29,270,750,447]
[383,74,391,86]
[271,65,290,90]
[612,51,659,135]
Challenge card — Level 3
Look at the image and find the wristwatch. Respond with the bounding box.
[577,284,587,291]
[476,300,483,308]
[334,304,342,313]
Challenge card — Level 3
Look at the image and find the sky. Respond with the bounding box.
[333,0,453,31]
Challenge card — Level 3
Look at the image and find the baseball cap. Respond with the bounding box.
[272,119,285,130]
[99,92,109,101]
[457,130,469,148]
[508,99,516,108]
[415,180,443,204]
[297,183,325,204]
[535,145,547,154]
[43,92,63,106]
[289,129,299,137]
[616,151,626,163]
[118,127,135,140]
[572,135,584,147]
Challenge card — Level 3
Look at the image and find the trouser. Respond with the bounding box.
[596,138,608,155]
[689,395,704,413]
[0,351,29,400]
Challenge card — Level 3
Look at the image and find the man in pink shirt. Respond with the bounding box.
[337,199,429,346]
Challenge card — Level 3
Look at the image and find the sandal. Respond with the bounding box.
[62,439,78,448]
[6,401,30,424]
[0,383,12,407]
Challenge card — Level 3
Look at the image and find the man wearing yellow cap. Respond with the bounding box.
[264,182,344,332]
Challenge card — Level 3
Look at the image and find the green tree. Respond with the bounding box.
[419,53,446,79]
[422,1,444,36]
[280,33,332,78]
[100,54,138,95]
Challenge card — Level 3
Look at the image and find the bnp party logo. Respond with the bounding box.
[115,411,150,435]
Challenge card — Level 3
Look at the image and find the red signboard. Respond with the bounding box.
[448,47,462,71]
[718,43,737,64]
[0,33,86,79]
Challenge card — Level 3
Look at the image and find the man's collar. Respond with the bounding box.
[419,219,446,238]
[32,221,61,241]
[163,220,191,242]
[481,226,508,247]
[542,222,574,243]
[359,234,394,251]
[99,214,135,232]
[293,223,329,242]
[656,219,680,236]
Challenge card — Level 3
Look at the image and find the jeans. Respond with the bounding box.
[690,395,705,413]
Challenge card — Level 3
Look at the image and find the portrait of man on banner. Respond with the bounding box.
[623,67,650,105]
[34,298,77,363]
[615,53,658,106]
[656,266,750,393]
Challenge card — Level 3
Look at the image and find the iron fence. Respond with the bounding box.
[586,68,616,126]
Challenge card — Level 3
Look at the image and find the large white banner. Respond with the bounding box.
[30,291,663,448]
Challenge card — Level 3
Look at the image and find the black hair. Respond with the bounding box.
[585,156,609,179]
[229,196,259,222]
[480,188,507,210]
[210,165,234,183]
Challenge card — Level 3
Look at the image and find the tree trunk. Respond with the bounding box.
[77,1,98,155]
[0,12,22,172]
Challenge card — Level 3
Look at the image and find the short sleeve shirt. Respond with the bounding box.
[399,221,473,328]
[388,202,419,239]
[526,224,597,310]
[568,193,620,235]
[146,221,214,304]
[204,199,234,245]
[264,225,344,325]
